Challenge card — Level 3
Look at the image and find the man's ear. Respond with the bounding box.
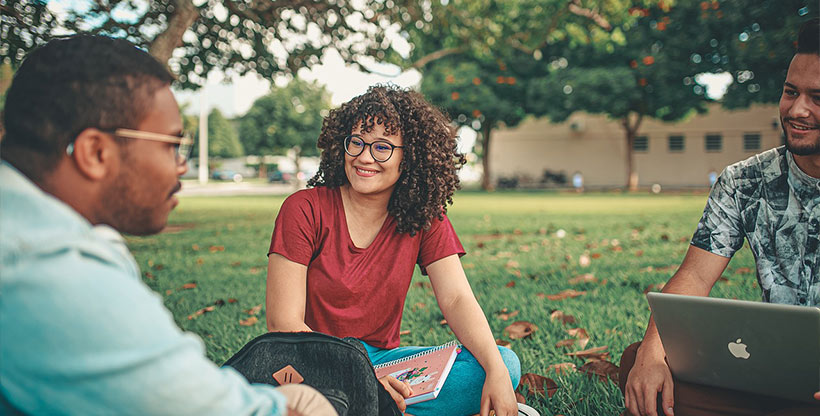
[70,128,120,181]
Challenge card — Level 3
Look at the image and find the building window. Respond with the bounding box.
[633,136,649,152]
[743,133,761,152]
[668,135,685,152]
[705,134,723,152]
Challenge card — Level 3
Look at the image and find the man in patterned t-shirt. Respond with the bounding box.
[619,18,820,416]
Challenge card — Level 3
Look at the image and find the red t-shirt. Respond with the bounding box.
[269,186,465,349]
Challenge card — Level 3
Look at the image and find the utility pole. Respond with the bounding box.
[198,89,209,184]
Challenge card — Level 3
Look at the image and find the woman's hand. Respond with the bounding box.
[378,376,413,412]
[814,391,819,401]
[479,369,518,416]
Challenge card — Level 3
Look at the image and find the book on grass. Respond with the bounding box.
[374,341,461,405]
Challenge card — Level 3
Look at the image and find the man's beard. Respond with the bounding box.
[782,124,820,156]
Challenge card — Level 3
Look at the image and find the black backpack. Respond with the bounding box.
[223,331,402,416]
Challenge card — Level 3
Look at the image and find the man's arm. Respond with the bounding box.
[623,246,731,416]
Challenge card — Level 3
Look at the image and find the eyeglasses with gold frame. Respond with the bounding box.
[66,128,194,166]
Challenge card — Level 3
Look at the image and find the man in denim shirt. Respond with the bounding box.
[619,19,820,416]
[0,35,334,416]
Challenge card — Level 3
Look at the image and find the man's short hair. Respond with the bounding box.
[797,17,819,55]
[1,35,174,182]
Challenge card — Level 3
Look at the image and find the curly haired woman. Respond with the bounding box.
[265,85,521,416]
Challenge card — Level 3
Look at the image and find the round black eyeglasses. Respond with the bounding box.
[343,134,404,162]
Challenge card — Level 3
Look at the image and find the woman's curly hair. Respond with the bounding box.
[308,84,466,235]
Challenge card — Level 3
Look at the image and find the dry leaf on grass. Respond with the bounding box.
[209,245,225,252]
[515,392,526,404]
[568,274,597,285]
[579,359,620,383]
[399,329,411,336]
[505,260,520,269]
[517,373,559,398]
[504,321,538,339]
[230,261,241,267]
[245,304,262,315]
[187,305,215,320]
[228,298,238,303]
[579,254,591,267]
[439,319,448,326]
[591,253,602,259]
[565,346,610,361]
[635,250,644,257]
[505,280,516,288]
[643,283,666,294]
[555,339,576,348]
[548,362,577,374]
[566,328,590,349]
[497,309,520,321]
[496,339,511,347]
[181,282,197,289]
[550,310,577,325]
[735,267,752,274]
[239,316,258,326]
[545,289,587,301]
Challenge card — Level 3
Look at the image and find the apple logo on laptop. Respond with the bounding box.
[728,338,750,359]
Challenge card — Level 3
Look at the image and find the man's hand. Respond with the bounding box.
[814,391,819,401]
[378,376,413,412]
[624,345,675,416]
[479,370,518,416]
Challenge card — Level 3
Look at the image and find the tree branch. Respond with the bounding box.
[410,47,465,69]
[568,0,612,31]
[148,0,199,65]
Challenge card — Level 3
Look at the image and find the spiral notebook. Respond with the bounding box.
[374,341,461,405]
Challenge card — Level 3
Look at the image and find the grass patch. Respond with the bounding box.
[127,191,758,415]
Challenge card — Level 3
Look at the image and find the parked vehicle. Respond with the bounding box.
[268,170,292,183]
[212,170,243,183]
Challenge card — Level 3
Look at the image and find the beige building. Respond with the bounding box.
[489,103,783,189]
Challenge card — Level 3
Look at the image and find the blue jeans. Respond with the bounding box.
[361,341,521,416]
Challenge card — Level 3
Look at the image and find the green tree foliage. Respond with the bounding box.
[411,0,648,190]
[205,108,243,158]
[238,78,329,177]
[1,0,416,89]
[700,0,815,108]
[527,0,815,190]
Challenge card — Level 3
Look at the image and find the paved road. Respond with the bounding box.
[178,180,300,196]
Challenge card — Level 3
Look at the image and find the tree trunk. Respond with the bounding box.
[292,145,302,191]
[258,161,267,179]
[480,122,495,191]
[621,113,643,192]
[148,0,199,65]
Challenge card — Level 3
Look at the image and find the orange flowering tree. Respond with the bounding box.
[527,0,814,190]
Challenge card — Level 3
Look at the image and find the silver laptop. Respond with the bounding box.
[647,292,820,403]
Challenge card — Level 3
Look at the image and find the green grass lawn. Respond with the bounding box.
[127,190,759,416]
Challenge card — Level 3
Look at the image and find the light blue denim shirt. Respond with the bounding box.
[0,162,286,415]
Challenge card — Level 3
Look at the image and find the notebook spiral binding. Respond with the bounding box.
[373,340,460,369]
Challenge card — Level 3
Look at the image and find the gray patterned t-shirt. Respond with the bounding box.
[691,146,820,306]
